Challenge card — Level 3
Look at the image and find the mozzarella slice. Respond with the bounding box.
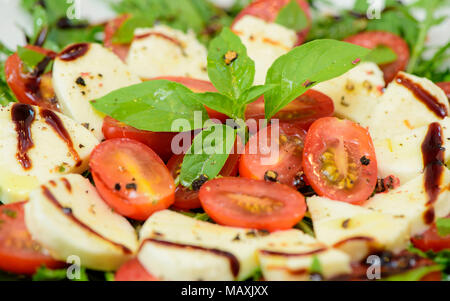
[374,117,450,184]
[257,230,351,281]
[126,26,208,81]
[366,72,449,139]
[0,104,99,204]
[307,196,410,261]
[314,62,385,125]
[25,174,139,271]
[364,169,450,237]
[233,15,297,85]
[52,43,141,139]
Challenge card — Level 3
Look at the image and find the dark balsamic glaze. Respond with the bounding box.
[396,74,448,118]
[259,247,327,257]
[41,185,132,254]
[56,17,89,29]
[142,238,240,277]
[39,109,81,167]
[135,32,184,49]
[332,236,374,248]
[59,43,90,61]
[23,54,56,109]
[61,177,72,192]
[34,27,49,47]
[11,104,36,170]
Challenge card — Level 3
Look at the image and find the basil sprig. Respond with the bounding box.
[275,0,309,32]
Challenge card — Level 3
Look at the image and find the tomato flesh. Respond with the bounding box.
[199,177,306,231]
[302,117,378,204]
[411,221,450,253]
[344,31,410,83]
[115,258,158,281]
[90,138,175,220]
[104,14,131,61]
[240,123,306,187]
[0,202,63,275]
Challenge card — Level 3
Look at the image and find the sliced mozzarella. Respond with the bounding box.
[257,230,351,281]
[52,43,141,139]
[374,117,450,184]
[307,196,410,261]
[0,104,99,204]
[232,15,297,85]
[366,72,449,139]
[314,62,385,125]
[126,26,208,81]
[364,169,450,237]
[25,174,138,271]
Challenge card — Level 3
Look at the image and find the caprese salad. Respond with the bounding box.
[0,0,449,282]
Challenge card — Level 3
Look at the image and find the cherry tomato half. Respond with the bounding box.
[411,220,450,253]
[0,202,63,275]
[436,82,450,101]
[240,123,306,187]
[104,14,131,61]
[114,258,158,281]
[233,0,311,45]
[302,117,378,204]
[199,177,306,231]
[90,138,175,220]
[245,89,334,131]
[5,45,58,110]
[344,31,410,83]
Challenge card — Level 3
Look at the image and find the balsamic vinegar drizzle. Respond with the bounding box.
[59,43,90,61]
[11,103,36,170]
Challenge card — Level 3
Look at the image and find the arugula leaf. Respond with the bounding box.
[207,27,255,101]
[436,218,450,237]
[275,0,309,32]
[180,124,236,187]
[364,45,398,65]
[16,46,46,73]
[264,39,371,119]
[91,80,207,132]
[112,15,153,44]
[382,265,442,281]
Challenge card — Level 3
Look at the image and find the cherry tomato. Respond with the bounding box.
[199,177,306,231]
[344,31,410,83]
[114,258,158,281]
[5,45,58,110]
[167,141,240,210]
[436,82,450,101]
[233,0,311,45]
[411,221,450,253]
[245,89,334,131]
[104,14,131,61]
[302,117,378,204]
[0,202,63,275]
[90,138,176,220]
[149,76,229,122]
[240,123,306,187]
[102,116,179,162]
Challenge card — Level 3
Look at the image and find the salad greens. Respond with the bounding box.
[436,218,450,237]
[275,0,309,32]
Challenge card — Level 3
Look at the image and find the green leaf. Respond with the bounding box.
[31,5,49,45]
[264,39,371,119]
[382,265,442,281]
[364,45,398,65]
[207,27,255,101]
[180,124,236,187]
[275,0,308,32]
[309,256,322,274]
[91,80,207,132]
[16,46,46,73]
[436,218,450,237]
[353,0,369,13]
[239,84,278,105]
[194,92,235,118]
[112,15,153,44]
[32,266,89,281]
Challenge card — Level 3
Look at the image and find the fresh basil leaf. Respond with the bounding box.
[382,265,442,281]
[180,124,236,187]
[91,80,208,132]
[194,92,235,118]
[32,265,89,281]
[436,218,450,237]
[112,15,153,44]
[309,256,322,274]
[239,84,277,105]
[364,45,398,65]
[17,46,46,73]
[275,0,308,32]
[264,39,371,119]
[31,4,48,45]
[353,0,369,13]
[207,27,255,101]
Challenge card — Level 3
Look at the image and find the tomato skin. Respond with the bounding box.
[233,0,311,45]
[344,31,410,83]
[5,45,58,110]
[149,76,229,122]
[436,82,450,101]
[302,117,378,205]
[411,223,450,253]
[0,202,63,275]
[239,123,306,187]
[104,14,131,61]
[199,177,306,231]
[90,138,175,220]
[115,258,158,281]
[245,89,334,131]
